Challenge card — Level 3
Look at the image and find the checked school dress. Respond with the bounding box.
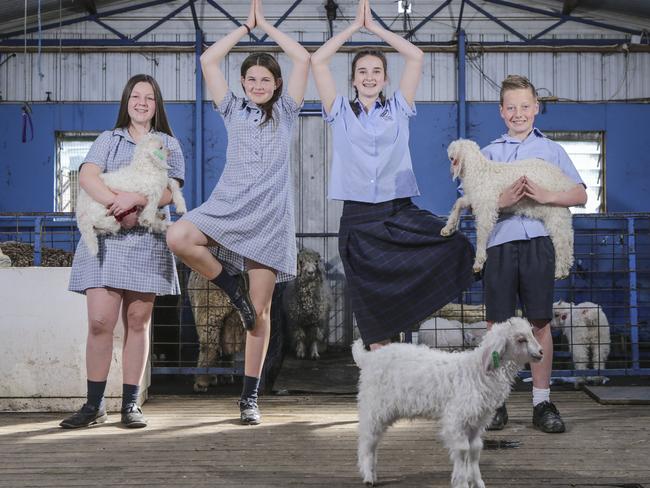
[180,90,301,282]
[69,128,185,296]
[325,92,475,345]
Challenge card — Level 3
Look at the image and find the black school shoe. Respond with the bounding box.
[239,399,261,425]
[232,272,257,331]
[59,403,108,429]
[121,403,148,428]
[533,401,566,433]
[486,403,508,431]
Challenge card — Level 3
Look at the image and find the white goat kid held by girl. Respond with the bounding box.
[76,134,186,255]
[352,317,543,488]
[441,138,575,279]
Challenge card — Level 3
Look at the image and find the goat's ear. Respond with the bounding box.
[452,158,462,180]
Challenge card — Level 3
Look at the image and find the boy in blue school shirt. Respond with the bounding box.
[481,75,588,433]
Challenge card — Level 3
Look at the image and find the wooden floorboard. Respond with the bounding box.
[0,391,648,487]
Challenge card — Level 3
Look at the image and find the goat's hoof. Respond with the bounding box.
[441,227,454,237]
[473,265,483,274]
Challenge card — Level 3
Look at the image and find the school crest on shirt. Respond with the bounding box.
[379,107,393,121]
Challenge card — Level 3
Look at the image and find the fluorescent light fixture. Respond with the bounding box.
[398,1,412,14]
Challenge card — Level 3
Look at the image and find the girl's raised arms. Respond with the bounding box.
[200,1,309,107]
[311,0,365,113]
[199,1,256,106]
[254,0,310,105]
[362,0,423,106]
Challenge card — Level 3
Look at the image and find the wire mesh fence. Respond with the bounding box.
[2,212,649,380]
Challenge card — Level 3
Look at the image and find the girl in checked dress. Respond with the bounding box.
[62,74,185,429]
[166,0,309,425]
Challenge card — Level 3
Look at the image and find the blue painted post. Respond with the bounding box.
[194,29,204,209]
[457,29,466,139]
[628,218,639,372]
[33,216,43,266]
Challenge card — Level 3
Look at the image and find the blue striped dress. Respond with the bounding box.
[181,90,301,282]
[68,128,185,295]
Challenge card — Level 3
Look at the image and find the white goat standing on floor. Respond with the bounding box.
[441,139,576,279]
[552,300,611,370]
[352,317,543,488]
[76,134,186,255]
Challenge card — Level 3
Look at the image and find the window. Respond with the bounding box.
[546,131,605,214]
[55,132,98,212]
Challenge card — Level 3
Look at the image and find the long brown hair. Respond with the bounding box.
[114,74,174,136]
[350,49,388,117]
[240,53,283,127]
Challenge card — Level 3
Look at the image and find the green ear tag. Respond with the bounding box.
[492,351,500,369]
[153,149,165,160]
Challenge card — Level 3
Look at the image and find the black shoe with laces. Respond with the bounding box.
[59,403,107,429]
[532,401,565,433]
[486,403,508,431]
[232,272,257,331]
[121,403,148,428]
[239,399,261,425]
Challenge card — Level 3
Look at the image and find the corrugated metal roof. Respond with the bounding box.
[2,0,649,36]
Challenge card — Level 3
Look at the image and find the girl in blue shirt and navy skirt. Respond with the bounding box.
[312,0,475,349]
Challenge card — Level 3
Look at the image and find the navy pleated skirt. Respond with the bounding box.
[338,198,476,345]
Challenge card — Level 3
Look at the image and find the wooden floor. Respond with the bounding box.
[1,391,649,488]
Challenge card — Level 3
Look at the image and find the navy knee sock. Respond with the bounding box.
[211,270,239,300]
[241,376,260,404]
[122,383,140,410]
[87,380,107,410]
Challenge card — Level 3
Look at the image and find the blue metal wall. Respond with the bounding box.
[1,102,648,214]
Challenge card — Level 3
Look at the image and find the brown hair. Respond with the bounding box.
[350,49,387,117]
[499,75,537,105]
[114,74,174,136]
[240,52,283,127]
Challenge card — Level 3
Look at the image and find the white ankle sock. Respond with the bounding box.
[532,387,550,406]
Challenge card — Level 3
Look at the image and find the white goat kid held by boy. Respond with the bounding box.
[352,317,543,488]
[442,138,575,279]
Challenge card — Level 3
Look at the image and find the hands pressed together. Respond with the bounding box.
[351,0,379,33]
[244,0,270,32]
[499,176,553,209]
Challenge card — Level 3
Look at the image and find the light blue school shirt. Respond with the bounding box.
[481,128,584,248]
[323,90,420,203]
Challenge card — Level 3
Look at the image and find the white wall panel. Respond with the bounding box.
[153,52,181,103]
[59,52,81,101]
[432,53,456,101]
[603,53,628,100]
[578,53,603,101]
[626,53,650,100]
[529,52,555,98]
[80,53,104,101]
[177,50,196,101]
[554,53,579,100]
[105,52,129,100]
